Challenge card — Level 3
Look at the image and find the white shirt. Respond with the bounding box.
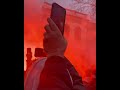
[24,57,47,90]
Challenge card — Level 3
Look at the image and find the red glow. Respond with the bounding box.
[24,1,96,83]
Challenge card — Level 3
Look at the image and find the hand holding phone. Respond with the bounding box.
[43,18,67,58]
[50,3,66,35]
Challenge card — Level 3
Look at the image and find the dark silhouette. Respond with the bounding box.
[32,48,47,63]
[34,48,46,58]
[26,48,32,70]
[24,48,32,79]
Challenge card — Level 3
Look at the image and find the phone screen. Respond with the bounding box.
[50,3,66,35]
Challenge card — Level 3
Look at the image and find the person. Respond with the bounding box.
[26,48,33,70]
[24,18,86,90]
[24,48,32,77]
[33,48,46,62]
[34,48,46,58]
[24,48,46,79]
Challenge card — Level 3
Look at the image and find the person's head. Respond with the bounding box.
[26,48,32,60]
[34,48,46,57]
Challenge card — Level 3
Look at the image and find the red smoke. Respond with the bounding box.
[24,0,96,83]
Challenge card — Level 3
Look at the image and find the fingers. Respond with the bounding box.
[43,33,49,48]
[44,24,52,33]
[44,18,63,41]
[47,18,60,33]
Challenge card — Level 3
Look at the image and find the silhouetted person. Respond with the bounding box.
[26,48,32,70]
[32,48,47,63]
[24,48,32,79]
[34,48,46,58]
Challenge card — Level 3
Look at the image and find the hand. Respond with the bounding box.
[43,18,67,58]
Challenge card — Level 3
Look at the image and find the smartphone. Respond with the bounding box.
[50,3,66,35]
